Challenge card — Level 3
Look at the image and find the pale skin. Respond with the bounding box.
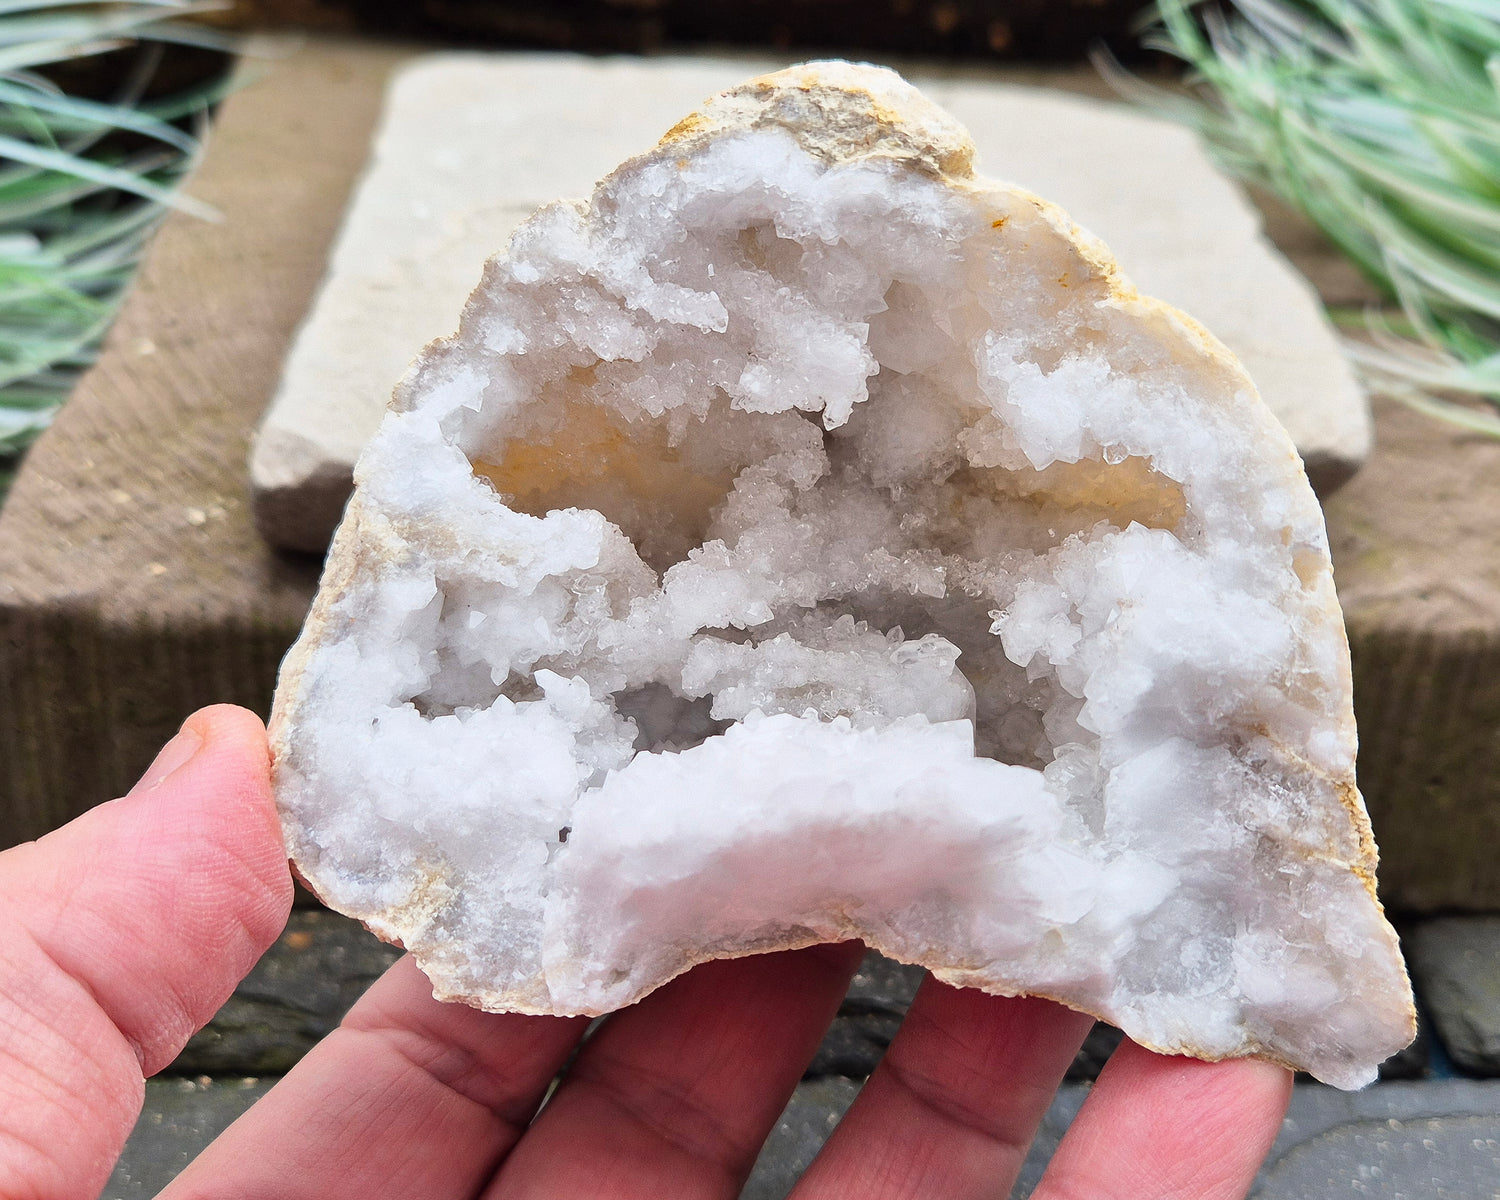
[0,705,1292,1200]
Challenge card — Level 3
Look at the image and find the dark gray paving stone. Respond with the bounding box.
[1065,1024,1125,1081]
[104,1077,273,1199]
[1408,917,1500,1076]
[1268,1080,1500,1161]
[1022,1081,1500,1197]
[169,908,402,1074]
[1255,1115,1500,1199]
[1253,1080,1500,1197]
[743,1077,862,1200]
[843,953,927,1011]
[805,1009,904,1078]
[805,951,925,1079]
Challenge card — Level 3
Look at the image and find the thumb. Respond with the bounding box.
[0,705,293,1200]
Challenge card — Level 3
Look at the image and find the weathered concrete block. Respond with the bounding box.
[1406,917,1500,1076]
[1256,1114,1500,1200]
[1325,402,1500,911]
[249,54,1370,552]
[1253,1080,1500,1199]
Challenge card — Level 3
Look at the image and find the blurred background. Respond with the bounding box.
[3,3,1499,1197]
[207,0,1151,56]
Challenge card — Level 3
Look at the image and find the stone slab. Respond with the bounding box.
[0,47,1156,843]
[1254,1081,1500,1199]
[1256,1115,1500,1199]
[1407,918,1500,1077]
[101,1043,1500,1198]
[249,52,1369,551]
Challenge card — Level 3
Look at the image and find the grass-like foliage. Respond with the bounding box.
[1121,0,1500,435]
[0,0,225,468]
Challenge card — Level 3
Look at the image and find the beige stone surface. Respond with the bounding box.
[250,53,1370,551]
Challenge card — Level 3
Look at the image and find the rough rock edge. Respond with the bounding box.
[268,61,1415,1073]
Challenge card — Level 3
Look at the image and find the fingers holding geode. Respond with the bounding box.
[1029,1039,1291,1200]
[483,942,863,1200]
[0,706,288,1200]
[789,983,1093,1200]
[159,955,587,1200]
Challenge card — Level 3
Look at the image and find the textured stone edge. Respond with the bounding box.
[1350,624,1500,910]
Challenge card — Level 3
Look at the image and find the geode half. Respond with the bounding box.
[270,62,1415,1089]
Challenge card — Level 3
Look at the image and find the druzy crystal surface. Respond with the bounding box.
[271,62,1414,1088]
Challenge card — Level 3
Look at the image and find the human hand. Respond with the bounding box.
[1,707,1292,1200]
[0,705,292,1200]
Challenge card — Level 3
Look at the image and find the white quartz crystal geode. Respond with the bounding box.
[271,62,1415,1088]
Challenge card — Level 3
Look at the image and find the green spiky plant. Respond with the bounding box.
[0,0,228,497]
[1120,0,1500,436]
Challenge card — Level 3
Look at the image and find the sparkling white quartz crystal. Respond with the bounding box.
[270,61,1415,1088]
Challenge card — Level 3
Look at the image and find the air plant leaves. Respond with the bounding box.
[1126,0,1500,435]
[0,0,227,469]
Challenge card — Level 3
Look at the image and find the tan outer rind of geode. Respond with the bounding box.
[269,62,1415,1071]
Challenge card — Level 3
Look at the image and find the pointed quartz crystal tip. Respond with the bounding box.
[270,61,1415,1089]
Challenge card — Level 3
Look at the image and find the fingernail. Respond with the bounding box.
[137,724,205,793]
